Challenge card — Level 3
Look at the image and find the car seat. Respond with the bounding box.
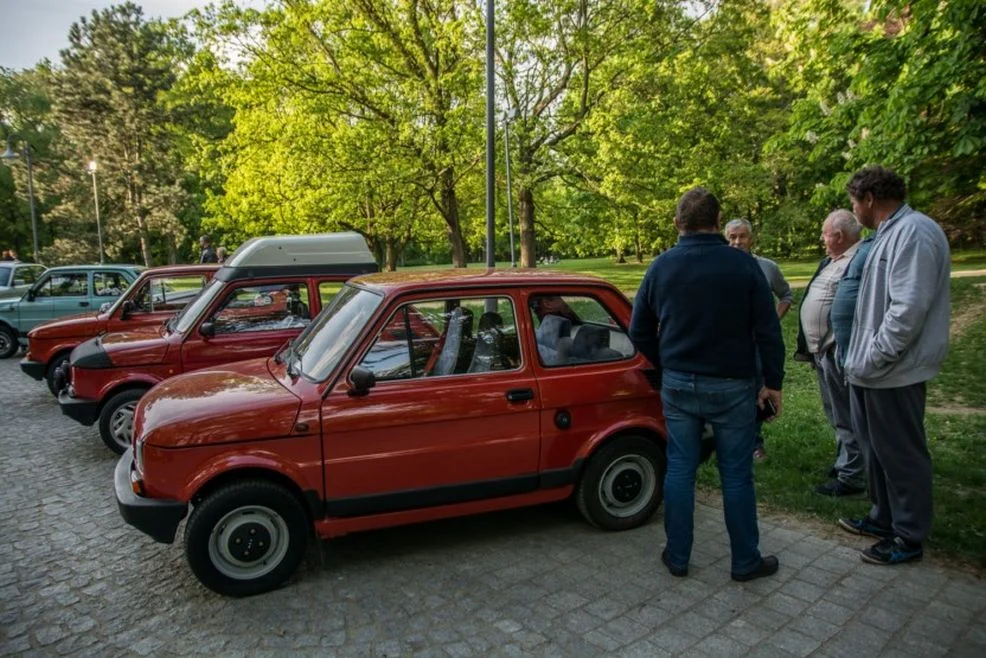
[570,324,622,363]
[535,314,572,366]
[468,311,505,373]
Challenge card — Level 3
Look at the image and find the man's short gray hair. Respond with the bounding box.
[825,209,861,239]
[724,218,753,234]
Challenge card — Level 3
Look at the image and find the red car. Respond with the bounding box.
[114,269,667,597]
[59,233,378,454]
[20,264,218,394]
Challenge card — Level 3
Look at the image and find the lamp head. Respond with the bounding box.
[1,142,20,162]
[88,159,97,173]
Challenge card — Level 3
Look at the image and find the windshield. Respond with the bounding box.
[295,284,382,381]
[172,278,224,334]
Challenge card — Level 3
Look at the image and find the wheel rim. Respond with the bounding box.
[208,505,291,581]
[597,454,656,518]
[0,332,11,354]
[109,401,138,449]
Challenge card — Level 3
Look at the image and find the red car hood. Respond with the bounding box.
[29,311,105,339]
[99,325,170,366]
[138,358,302,449]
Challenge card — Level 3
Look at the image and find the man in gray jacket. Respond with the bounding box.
[839,166,950,565]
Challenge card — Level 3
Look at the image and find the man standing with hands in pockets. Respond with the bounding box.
[630,187,785,581]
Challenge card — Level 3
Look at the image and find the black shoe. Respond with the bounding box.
[826,466,838,479]
[731,555,779,582]
[860,536,923,565]
[815,479,865,497]
[837,516,893,540]
[661,550,688,577]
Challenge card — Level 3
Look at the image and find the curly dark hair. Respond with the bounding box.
[676,187,721,232]
[846,166,906,202]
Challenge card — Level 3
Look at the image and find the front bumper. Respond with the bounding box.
[19,358,45,381]
[58,388,100,426]
[114,448,188,544]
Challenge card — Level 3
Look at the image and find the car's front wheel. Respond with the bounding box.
[98,389,145,454]
[576,435,665,531]
[185,480,309,597]
[45,354,70,396]
[0,325,18,359]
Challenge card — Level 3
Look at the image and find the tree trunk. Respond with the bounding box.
[519,186,536,268]
[384,240,398,272]
[440,169,468,268]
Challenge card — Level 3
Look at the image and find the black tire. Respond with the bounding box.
[45,354,70,396]
[184,480,309,597]
[98,389,146,455]
[576,435,666,531]
[0,325,18,359]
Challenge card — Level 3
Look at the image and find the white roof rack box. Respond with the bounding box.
[227,232,375,268]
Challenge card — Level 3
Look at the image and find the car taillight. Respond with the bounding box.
[130,468,144,496]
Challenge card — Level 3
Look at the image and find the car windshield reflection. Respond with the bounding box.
[294,285,382,381]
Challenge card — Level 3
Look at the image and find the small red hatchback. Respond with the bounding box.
[115,269,666,596]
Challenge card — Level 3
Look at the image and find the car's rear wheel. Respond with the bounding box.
[185,480,309,597]
[0,325,18,359]
[98,389,145,454]
[45,354,70,396]
[576,435,665,531]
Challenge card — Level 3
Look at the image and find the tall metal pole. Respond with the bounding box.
[504,114,516,267]
[23,145,39,263]
[89,161,104,264]
[484,0,496,268]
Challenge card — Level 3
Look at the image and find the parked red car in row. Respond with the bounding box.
[59,233,378,454]
[20,264,218,394]
[115,269,667,596]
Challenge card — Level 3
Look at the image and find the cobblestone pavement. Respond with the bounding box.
[1,356,984,657]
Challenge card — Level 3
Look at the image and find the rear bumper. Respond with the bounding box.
[58,388,100,426]
[19,358,45,381]
[115,448,188,544]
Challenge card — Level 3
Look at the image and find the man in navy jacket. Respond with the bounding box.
[630,187,785,581]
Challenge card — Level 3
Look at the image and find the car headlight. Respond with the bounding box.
[134,436,144,472]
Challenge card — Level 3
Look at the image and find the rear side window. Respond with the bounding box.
[209,283,311,334]
[93,271,132,296]
[36,272,88,297]
[133,274,207,313]
[359,296,521,381]
[319,282,344,307]
[529,294,634,367]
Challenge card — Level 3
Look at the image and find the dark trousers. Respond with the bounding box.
[849,382,933,544]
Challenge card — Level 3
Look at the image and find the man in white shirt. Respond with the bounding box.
[795,210,864,496]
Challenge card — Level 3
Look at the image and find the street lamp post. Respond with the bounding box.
[1,138,40,262]
[88,159,105,264]
[504,108,517,267]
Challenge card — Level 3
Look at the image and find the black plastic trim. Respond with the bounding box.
[19,358,45,381]
[115,449,188,544]
[539,460,583,489]
[70,337,112,369]
[58,390,100,426]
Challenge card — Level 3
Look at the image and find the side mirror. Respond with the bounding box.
[199,322,216,338]
[347,366,376,396]
[120,300,135,318]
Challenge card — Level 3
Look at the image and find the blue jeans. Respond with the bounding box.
[661,369,762,575]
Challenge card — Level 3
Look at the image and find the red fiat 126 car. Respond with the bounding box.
[60,233,378,454]
[115,269,667,597]
[20,264,218,395]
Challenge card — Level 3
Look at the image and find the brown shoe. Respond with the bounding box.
[731,555,779,582]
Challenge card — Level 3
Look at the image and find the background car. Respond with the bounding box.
[0,261,46,301]
[20,264,217,394]
[0,264,143,359]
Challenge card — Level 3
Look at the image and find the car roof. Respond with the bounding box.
[349,268,616,296]
[137,264,220,276]
[43,264,144,273]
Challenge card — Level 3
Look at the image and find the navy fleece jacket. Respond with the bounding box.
[629,233,785,390]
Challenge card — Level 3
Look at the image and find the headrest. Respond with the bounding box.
[572,324,608,356]
[536,314,572,350]
[478,311,504,332]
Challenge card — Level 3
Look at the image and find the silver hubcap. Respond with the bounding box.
[0,333,11,353]
[109,401,138,449]
[208,505,290,581]
[597,454,656,518]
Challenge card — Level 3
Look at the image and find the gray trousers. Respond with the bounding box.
[814,347,864,486]
[849,382,933,544]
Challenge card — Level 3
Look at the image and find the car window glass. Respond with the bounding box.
[319,282,344,307]
[529,294,634,367]
[133,275,207,313]
[0,266,10,286]
[209,283,311,334]
[36,272,88,297]
[93,271,131,297]
[17,266,43,285]
[296,285,382,380]
[359,296,520,381]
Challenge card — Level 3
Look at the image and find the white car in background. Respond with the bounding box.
[0,261,47,300]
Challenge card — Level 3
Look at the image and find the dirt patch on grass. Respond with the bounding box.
[927,404,986,416]
[951,284,986,339]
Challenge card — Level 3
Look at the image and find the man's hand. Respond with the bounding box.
[758,387,783,421]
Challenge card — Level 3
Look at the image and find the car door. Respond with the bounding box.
[91,270,134,310]
[180,279,315,372]
[318,291,542,518]
[19,271,90,330]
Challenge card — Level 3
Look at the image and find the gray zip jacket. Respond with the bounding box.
[845,203,950,389]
